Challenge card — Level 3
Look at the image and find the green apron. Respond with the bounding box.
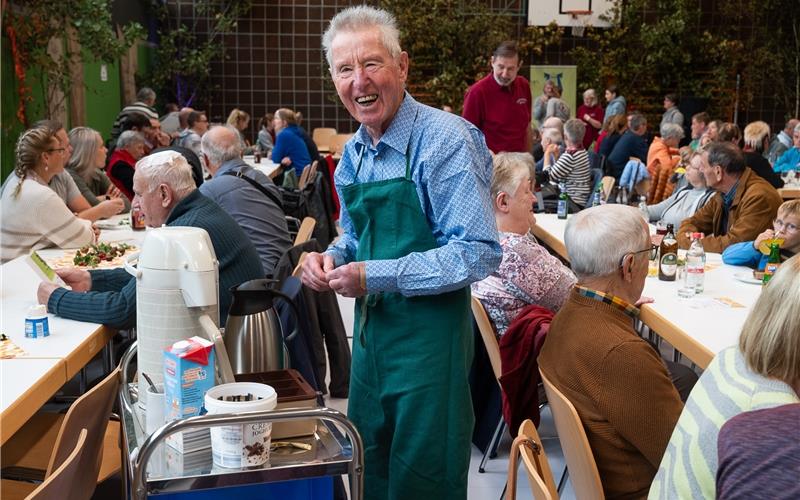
[341,145,474,500]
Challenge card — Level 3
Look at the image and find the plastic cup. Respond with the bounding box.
[205,382,278,468]
[145,383,166,435]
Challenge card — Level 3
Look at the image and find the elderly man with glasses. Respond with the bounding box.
[538,204,696,500]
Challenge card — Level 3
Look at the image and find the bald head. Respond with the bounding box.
[542,116,564,134]
[201,125,244,174]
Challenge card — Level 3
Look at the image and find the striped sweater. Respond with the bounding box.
[1,173,95,263]
[649,346,800,499]
[545,149,592,206]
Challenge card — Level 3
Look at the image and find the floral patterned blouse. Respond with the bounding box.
[471,231,576,336]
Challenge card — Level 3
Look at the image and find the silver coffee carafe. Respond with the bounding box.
[223,279,300,375]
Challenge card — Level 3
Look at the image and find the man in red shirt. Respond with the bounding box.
[462,41,532,154]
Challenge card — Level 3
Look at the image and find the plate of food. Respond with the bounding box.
[733,270,763,285]
[48,242,137,269]
[96,218,131,230]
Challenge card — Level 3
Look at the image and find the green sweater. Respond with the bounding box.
[649,346,799,499]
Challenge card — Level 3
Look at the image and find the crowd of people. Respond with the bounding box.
[2,5,798,500]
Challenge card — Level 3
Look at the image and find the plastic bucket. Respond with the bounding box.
[204,382,278,468]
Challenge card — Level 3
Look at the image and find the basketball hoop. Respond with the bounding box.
[564,10,592,37]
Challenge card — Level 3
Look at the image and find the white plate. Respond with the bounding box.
[96,219,130,230]
[733,271,762,285]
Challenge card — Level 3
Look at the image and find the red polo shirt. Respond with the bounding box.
[462,73,532,153]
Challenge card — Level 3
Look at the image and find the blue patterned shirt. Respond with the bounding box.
[327,93,502,296]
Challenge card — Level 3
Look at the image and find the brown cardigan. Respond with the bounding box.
[538,290,683,499]
[677,167,782,252]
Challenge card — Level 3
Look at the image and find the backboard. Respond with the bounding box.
[528,0,613,28]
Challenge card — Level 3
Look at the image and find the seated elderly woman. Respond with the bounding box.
[773,121,800,173]
[471,152,576,337]
[106,130,146,200]
[647,149,715,228]
[543,118,592,207]
[646,122,684,204]
[651,255,800,499]
[67,126,130,214]
[1,125,96,263]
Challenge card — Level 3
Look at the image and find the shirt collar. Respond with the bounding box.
[575,285,640,318]
[353,92,417,156]
[723,178,740,207]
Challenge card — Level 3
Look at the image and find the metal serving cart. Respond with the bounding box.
[118,342,363,499]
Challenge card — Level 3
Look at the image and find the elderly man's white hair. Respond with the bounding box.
[565,204,650,280]
[659,122,685,141]
[117,130,144,149]
[135,150,196,198]
[321,5,401,70]
[202,125,244,167]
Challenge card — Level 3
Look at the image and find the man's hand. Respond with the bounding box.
[56,268,92,291]
[97,198,126,218]
[37,281,62,307]
[327,262,367,298]
[753,228,775,252]
[301,252,335,292]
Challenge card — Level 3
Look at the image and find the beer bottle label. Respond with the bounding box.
[660,253,677,276]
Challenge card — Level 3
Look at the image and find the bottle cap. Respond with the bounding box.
[171,340,191,354]
[26,304,47,318]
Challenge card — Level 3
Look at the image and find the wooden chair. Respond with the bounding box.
[312,127,337,152]
[294,217,317,246]
[329,133,354,156]
[507,419,559,500]
[539,370,605,500]
[470,296,506,473]
[298,160,319,190]
[1,369,121,500]
[291,252,308,278]
[601,176,616,201]
[23,429,88,500]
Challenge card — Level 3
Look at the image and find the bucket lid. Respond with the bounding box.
[204,382,278,412]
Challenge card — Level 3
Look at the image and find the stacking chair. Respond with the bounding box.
[329,133,354,156]
[312,127,337,152]
[507,419,559,500]
[22,429,88,500]
[470,296,506,473]
[294,218,317,246]
[1,369,122,500]
[539,370,605,500]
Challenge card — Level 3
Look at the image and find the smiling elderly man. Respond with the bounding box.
[462,40,533,153]
[302,6,501,499]
[37,150,263,328]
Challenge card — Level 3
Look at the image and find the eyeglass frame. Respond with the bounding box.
[774,218,799,233]
[618,244,659,269]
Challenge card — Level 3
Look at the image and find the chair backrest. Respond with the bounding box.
[27,429,88,500]
[507,419,559,500]
[601,176,615,200]
[46,368,120,499]
[312,127,337,151]
[470,296,502,382]
[294,217,317,246]
[329,133,354,155]
[292,252,308,278]
[539,370,604,500]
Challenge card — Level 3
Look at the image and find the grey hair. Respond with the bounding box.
[794,122,800,134]
[565,204,650,280]
[322,6,401,70]
[67,127,103,181]
[136,87,156,104]
[135,150,196,199]
[583,88,597,101]
[117,130,144,150]
[201,125,243,167]
[491,152,535,200]
[743,121,770,152]
[630,113,647,130]
[660,122,685,141]
[542,127,562,145]
[563,119,587,146]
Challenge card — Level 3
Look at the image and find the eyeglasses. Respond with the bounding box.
[618,244,659,268]
[774,218,799,233]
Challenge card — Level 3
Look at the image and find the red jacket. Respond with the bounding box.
[499,304,554,430]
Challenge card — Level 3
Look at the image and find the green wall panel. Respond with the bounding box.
[83,58,122,141]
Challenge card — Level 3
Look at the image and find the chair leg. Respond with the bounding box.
[500,481,507,500]
[479,418,506,473]
[557,466,569,494]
